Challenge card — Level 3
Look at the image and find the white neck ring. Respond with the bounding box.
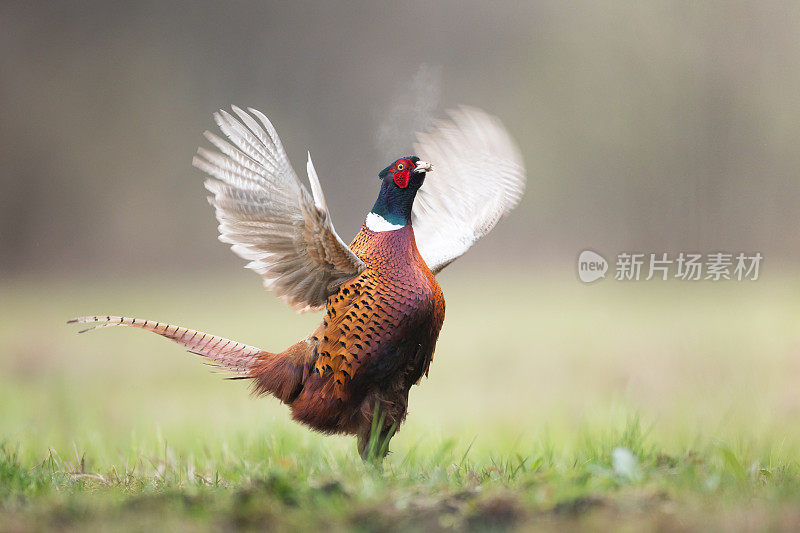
[366,212,405,232]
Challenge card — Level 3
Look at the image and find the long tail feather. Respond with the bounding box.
[67,315,264,375]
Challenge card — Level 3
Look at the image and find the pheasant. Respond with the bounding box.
[70,106,525,459]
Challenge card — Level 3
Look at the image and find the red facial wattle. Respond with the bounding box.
[394,169,410,188]
[391,158,415,188]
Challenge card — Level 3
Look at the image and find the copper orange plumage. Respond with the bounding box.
[70,106,525,459]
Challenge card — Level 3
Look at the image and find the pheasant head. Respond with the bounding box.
[369,157,433,229]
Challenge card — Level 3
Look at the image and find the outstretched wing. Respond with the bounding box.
[193,106,365,312]
[412,107,526,274]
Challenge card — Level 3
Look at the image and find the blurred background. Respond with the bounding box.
[2,0,800,275]
[1,1,799,461]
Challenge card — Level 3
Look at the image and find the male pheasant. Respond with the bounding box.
[70,106,525,459]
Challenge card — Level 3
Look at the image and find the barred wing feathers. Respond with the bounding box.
[193,107,365,312]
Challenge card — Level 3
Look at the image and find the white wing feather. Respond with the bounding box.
[412,106,526,274]
[193,106,365,312]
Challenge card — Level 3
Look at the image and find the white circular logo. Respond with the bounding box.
[577,250,608,283]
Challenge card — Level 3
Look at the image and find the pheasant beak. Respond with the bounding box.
[413,160,433,174]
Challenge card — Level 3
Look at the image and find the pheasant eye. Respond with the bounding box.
[396,163,405,171]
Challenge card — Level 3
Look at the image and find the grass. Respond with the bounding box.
[1,270,800,530]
